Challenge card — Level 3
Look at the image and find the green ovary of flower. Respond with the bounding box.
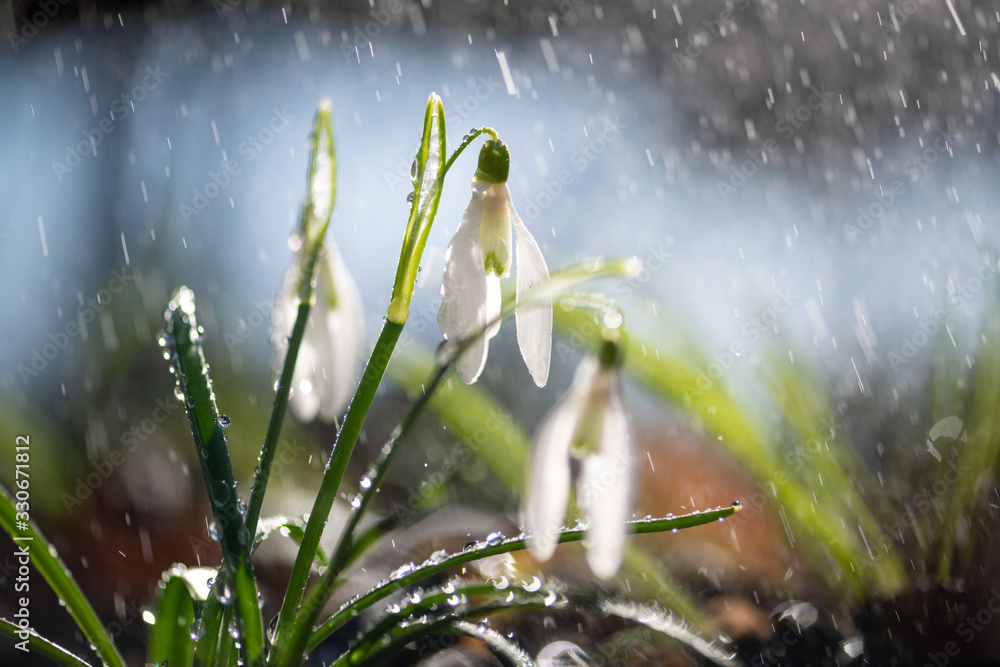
[475,138,510,184]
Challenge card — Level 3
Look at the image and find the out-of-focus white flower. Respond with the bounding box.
[272,240,363,423]
[524,339,634,579]
[438,139,552,387]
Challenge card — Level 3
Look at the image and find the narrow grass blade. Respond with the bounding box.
[148,577,196,667]
[309,505,739,650]
[0,618,95,667]
[938,304,1000,580]
[449,620,537,667]
[387,346,716,625]
[0,486,125,667]
[163,287,264,665]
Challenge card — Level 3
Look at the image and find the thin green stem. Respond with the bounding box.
[0,618,95,667]
[247,101,336,539]
[0,486,125,667]
[440,127,497,178]
[245,300,311,539]
[269,320,403,666]
[286,254,644,663]
[331,256,639,573]
[308,505,740,651]
[328,363,449,572]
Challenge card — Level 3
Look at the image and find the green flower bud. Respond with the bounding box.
[476,139,510,184]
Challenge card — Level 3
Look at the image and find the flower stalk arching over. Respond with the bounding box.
[272,239,364,423]
[525,336,635,579]
[438,138,553,386]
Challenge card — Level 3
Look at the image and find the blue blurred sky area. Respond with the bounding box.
[1,2,997,410]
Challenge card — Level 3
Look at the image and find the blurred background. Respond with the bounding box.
[1,0,1000,664]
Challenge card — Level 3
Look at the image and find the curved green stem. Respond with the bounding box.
[331,256,640,573]
[440,127,498,178]
[309,505,740,651]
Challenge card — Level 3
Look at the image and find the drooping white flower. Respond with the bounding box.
[272,239,363,423]
[438,139,552,387]
[524,339,634,579]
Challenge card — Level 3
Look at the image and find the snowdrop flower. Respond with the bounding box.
[272,240,363,423]
[525,338,634,579]
[438,139,552,386]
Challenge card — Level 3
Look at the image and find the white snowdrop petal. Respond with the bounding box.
[439,190,490,384]
[318,243,364,421]
[525,389,585,561]
[484,272,502,340]
[579,387,633,579]
[509,185,552,388]
[289,337,321,423]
